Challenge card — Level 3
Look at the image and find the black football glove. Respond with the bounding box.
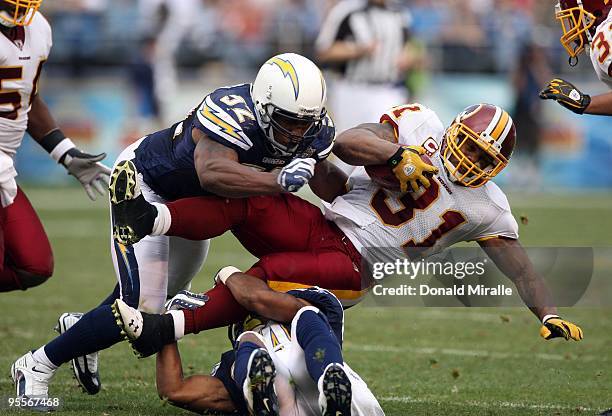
[539,78,591,115]
[539,315,583,341]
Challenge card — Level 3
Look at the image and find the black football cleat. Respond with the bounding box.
[109,160,156,245]
[318,363,352,416]
[111,299,175,358]
[243,348,279,416]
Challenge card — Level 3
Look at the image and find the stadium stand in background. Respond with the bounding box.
[17,0,612,189]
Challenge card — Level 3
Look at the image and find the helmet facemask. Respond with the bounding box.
[555,0,596,58]
[442,123,509,188]
[0,0,42,27]
[258,103,326,156]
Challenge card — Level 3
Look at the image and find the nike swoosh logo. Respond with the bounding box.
[262,398,271,412]
[31,366,47,374]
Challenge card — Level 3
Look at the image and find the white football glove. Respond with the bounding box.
[61,148,112,200]
[278,157,316,192]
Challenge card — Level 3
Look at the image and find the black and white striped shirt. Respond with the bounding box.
[316,0,408,84]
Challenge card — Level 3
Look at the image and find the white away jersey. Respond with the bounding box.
[0,12,52,156]
[589,8,612,88]
[324,104,519,264]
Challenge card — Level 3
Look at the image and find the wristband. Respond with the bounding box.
[579,94,591,114]
[386,147,405,168]
[215,266,241,285]
[542,314,560,324]
[40,129,75,163]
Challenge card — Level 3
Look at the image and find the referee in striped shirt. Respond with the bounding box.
[316,0,416,140]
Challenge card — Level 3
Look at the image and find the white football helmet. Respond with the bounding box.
[251,53,327,155]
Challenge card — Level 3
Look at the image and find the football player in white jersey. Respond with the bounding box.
[1,0,110,398]
[540,0,612,115]
[114,268,383,416]
[106,103,583,375]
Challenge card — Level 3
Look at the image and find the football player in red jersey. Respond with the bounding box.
[540,0,612,115]
[1,0,110,400]
[109,103,582,366]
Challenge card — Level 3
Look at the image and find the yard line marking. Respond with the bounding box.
[379,396,596,411]
[345,343,604,362]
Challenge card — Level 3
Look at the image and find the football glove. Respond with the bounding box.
[278,157,316,192]
[165,290,209,311]
[61,148,112,201]
[539,315,583,341]
[539,78,591,115]
[388,146,439,193]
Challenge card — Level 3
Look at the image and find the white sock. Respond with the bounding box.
[32,347,59,370]
[151,203,171,236]
[168,310,185,341]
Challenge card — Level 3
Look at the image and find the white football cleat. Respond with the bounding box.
[112,299,175,358]
[318,363,352,416]
[11,351,55,411]
[55,312,101,395]
[112,299,143,340]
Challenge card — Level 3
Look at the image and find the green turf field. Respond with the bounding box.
[1,187,610,415]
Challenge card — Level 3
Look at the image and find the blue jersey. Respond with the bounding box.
[133,84,335,201]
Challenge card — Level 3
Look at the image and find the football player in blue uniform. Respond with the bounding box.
[115,267,384,416]
[11,53,341,404]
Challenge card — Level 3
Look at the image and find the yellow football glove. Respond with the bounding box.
[539,316,583,341]
[388,146,439,193]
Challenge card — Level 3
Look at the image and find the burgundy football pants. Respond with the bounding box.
[0,187,54,292]
[164,193,366,333]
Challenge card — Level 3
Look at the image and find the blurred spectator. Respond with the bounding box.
[209,0,272,77]
[45,0,108,77]
[268,0,324,58]
[438,0,492,72]
[316,0,420,138]
[510,42,552,188]
[137,0,204,124]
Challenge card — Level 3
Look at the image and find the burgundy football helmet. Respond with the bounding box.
[441,104,516,188]
[555,0,612,58]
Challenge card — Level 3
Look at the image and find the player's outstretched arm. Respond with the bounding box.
[193,128,283,197]
[27,94,111,200]
[216,267,308,323]
[156,342,235,413]
[583,91,612,115]
[540,78,612,116]
[479,237,583,341]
